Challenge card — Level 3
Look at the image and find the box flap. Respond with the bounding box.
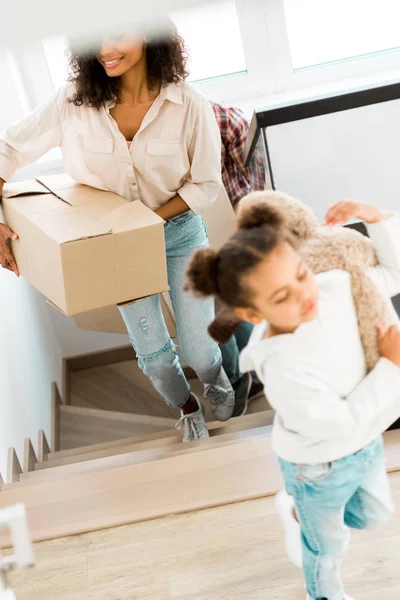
[101,200,164,232]
[36,174,127,210]
[2,193,71,216]
[30,210,112,244]
[2,179,50,199]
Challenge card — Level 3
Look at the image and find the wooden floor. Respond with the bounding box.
[70,359,269,421]
[7,471,400,600]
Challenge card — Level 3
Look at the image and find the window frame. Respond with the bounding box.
[23,0,400,105]
[5,0,400,179]
[264,0,400,93]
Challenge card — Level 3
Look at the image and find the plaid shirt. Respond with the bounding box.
[212,102,266,207]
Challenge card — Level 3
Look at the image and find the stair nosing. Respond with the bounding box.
[4,426,273,491]
[50,409,274,461]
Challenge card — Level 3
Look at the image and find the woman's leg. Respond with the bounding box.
[165,212,235,421]
[118,294,190,409]
[119,294,209,441]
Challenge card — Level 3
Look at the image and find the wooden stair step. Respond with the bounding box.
[59,405,178,451]
[44,410,274,468]
[1,430,399,547]
[0,433,279,546]
[4,426,273,490]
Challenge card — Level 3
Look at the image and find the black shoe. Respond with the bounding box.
[232,372,252,418]
[249,372,264,401]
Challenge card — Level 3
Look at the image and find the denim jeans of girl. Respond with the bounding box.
[279,436,394,600]
[119,211,223,408]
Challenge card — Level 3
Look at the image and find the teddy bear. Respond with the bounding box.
[208,190,392,372]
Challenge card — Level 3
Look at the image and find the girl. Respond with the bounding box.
[0,25,235,440]
[186,196,400,599]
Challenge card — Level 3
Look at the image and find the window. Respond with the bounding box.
[8,0,400,137]
[42,1,247,90]
[172,0,246,82]
[42,36,69,91]
[283,0,400,70]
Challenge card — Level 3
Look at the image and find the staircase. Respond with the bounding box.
[2,359,400,549]
[0,370,280,547]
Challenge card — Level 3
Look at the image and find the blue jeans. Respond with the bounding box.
[220,321,254,385]
[119,211,222,409]
[279,436,394,600]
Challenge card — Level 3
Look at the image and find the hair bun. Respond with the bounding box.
[186,248,219,297]
[237,200,283,231]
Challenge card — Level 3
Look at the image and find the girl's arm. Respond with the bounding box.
[263,351,400,441]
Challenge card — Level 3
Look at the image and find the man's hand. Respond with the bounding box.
[324,200,383,227]
[378,325,400,368]
[0,223,20,276]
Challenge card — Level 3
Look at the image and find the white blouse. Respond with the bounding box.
[241,213,400,465]
[0,82,222,215]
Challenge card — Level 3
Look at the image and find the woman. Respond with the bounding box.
[0,25,235,440]
[186,197,400,599]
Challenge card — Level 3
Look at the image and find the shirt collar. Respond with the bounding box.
[105,83,183,112]
[159,83,183,105]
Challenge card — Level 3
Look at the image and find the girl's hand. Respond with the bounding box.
[324,200,383,227]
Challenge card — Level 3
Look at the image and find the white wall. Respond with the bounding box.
[268,98,400,219]
[0,273,63,480]
[0,50,26,129]
[47,307,129,357]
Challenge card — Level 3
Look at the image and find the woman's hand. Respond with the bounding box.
[324,200,383,227]
[0,223,19,276]
[378,325,400,368]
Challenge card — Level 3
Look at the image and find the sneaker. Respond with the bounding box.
[307,596,354,600]
[232,372,253,417]
[204,368,235,422]
[248,372,264,401]
[275,490,302,569]
[175,395,210,442]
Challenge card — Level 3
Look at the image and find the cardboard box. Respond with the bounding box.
[71,186,235,336]
[2,175,169,315]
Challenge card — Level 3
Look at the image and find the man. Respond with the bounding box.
[212,101,265,415]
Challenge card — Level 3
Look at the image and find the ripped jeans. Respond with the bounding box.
[118,211,223,409]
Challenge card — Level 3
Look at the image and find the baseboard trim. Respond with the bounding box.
[51,382,62,453]
[37,430,51,463]
[7,448,22,485]
[23,439,38,473]
[66,346,137,373]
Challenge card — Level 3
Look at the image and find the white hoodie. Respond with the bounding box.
[240,213,400,465]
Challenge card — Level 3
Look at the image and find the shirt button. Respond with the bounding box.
[132,182,137,187]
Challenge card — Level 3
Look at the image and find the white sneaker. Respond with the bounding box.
[307,595,354,600]
[175,395,210,442]
[275,490,302,569]
[204,368,235,422]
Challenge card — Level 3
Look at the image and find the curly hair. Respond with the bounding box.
[67,26,188,109]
